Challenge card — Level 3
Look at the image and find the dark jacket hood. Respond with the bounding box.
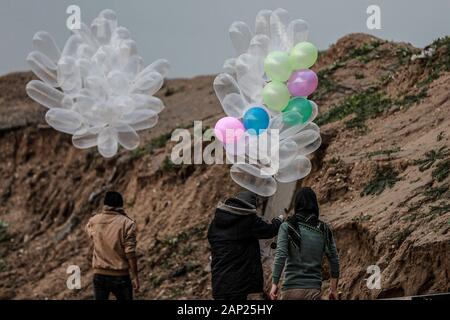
[234,191,257,208]
[214,197,258,227]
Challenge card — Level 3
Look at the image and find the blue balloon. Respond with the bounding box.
[243,107,270,135]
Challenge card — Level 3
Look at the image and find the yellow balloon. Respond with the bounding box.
[290,42,318,70]
[262,82,290,112]
[264,51,292,82]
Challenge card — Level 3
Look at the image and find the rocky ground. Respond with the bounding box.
[0,33,448,299]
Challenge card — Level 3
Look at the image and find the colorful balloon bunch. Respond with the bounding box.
[26,9,170,158]
[214,8,321,196]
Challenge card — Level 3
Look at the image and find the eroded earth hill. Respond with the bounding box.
[0,34,449,299]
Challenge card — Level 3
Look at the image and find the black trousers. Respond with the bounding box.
[93,274,133,300]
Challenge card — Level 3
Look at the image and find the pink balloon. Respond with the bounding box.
[214,117,245,144]
[287,70,318,97]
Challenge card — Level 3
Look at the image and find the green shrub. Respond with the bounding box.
[391,228,412,246]
[428,202,450,217]
[352,214,372,223]
[367,147,401,158]
[397,89,428,107]
[424,184,449,201]
[361,166,400,196]
[317,88,392,131]
[161,156,177,173]
[418,36,450,87]
[0,221,8,243]
[0,259,6,272]
[432,160,450,182]
[131,132,172,159]
[346,41,381,62]
[354,72,365,79]
[414,147,450,171]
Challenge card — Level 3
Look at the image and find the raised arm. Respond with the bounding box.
[251,215,282,239]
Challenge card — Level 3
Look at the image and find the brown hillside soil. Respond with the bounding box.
[0,33,449,299]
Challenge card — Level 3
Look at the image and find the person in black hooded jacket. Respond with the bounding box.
[207,190,283,300]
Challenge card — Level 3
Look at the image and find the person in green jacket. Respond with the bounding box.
[270,187,340,300]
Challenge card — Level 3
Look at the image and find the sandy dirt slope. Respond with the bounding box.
[0,33,448,299]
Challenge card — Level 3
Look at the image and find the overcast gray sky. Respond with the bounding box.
[1,0,449,78]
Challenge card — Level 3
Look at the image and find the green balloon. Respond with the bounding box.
[264,51,292,82]
[282,97,313,125]
[262,82,290,112]
[290,42,318,70]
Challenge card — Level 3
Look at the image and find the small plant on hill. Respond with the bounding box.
[424,184,450,202]
[396,89,428,108]
[314,74,337,96]
[346,41,382,62]
[352,214,372,223]
[149,274,164,288]
[312,69,342,101]
[310,60,352,101]
[131,132,173,159]
[0,221,8,243]
[396,46,415,64]
[361,165,400,196]
[391,228,412,247]
[354,72,365,79]
[418,36,450,87]
[161,156,177,173]
[367,147,401,158]
[161,225,206,248]
[328,157,341,165]
[317,88,392,131]
[414,147,450,171]
[427,202,450,218]
[164,85,185,97]
[437,131,445,142]
[0,259,6,272]
[432,159,450,182]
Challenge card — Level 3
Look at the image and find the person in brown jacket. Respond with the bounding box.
[86,191,139,300]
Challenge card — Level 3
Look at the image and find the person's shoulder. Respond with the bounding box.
[318,220,332,230]
[119,213,136,225]
[88,212,101,222]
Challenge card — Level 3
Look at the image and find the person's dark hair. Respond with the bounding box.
[288,187,320,226]
[104,191,124,208]
[294,187,319,217]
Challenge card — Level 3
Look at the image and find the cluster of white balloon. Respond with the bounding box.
[214,8,322,196]
[26,9,170,158]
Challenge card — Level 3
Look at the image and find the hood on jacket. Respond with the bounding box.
[234,191,257,209]
[213,192,259,228]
